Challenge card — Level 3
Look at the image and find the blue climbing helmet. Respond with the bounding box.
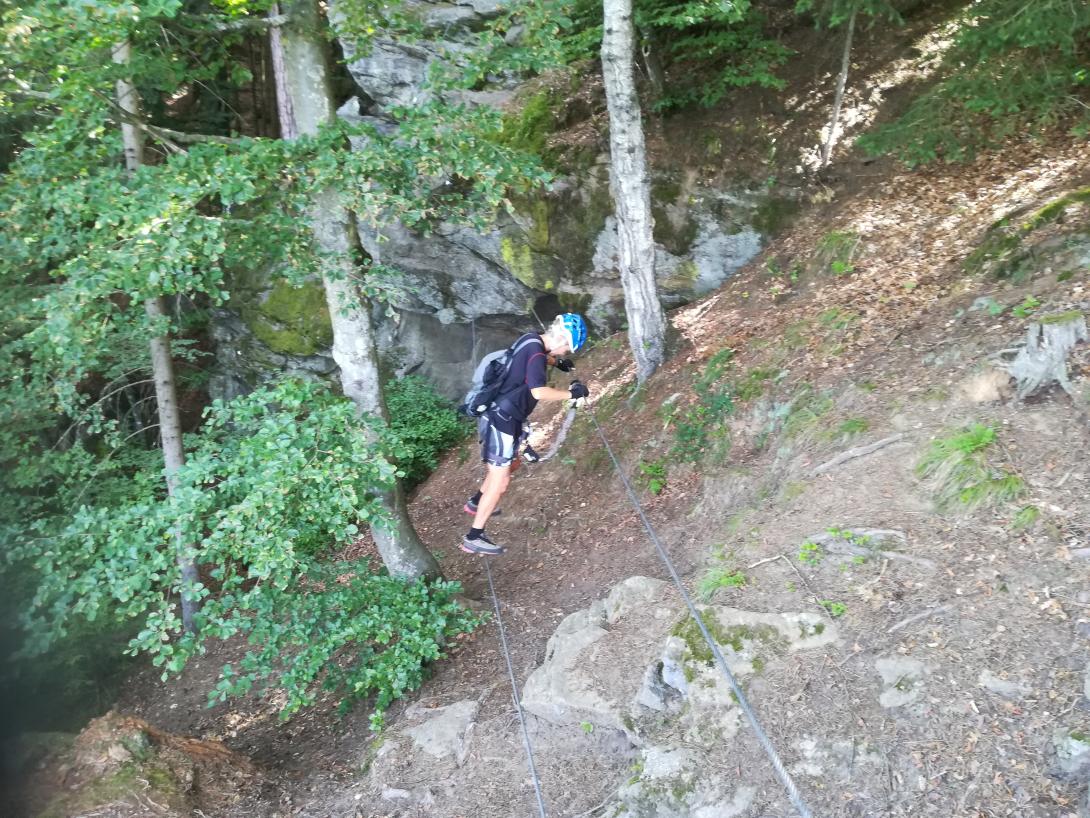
[559,313,588,352]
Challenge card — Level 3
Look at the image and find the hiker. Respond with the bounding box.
[462,313,590,555]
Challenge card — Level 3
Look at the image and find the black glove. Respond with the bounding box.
[553,357,575,373]
[569,381,590,400]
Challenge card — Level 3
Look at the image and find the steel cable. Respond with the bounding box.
[586,406,815,818]
[484,558,549,818]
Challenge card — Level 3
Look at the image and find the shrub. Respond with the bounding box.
[385,375,470,487]
[638,459,667,494]
[14,380,481,728]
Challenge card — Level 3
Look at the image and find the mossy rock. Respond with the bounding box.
[965,186,1090,280]
[650,176,699,255]
[671,613,785,668]
[242,279,333,357]
[501,236,556,291]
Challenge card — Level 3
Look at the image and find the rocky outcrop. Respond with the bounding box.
[521,576,841,817]
[367,698,481,809]
[209,1,787,400]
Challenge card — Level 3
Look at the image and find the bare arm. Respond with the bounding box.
[531,385,574,401]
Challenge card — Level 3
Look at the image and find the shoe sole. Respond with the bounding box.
[460,542,506,555]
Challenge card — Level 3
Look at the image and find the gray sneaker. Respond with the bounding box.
[460,532,506,555]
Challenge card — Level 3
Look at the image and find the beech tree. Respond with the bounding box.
[269,0,439,579]
[112,37,201,631]
[601,0,667,383]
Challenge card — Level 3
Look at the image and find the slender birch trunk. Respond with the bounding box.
[601,0,667,383]
[270,0,440,580]
[820,10,856,168]
[113,40,200,632]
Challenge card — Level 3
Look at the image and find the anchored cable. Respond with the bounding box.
[484,558,549,818]
[586,406,815,818]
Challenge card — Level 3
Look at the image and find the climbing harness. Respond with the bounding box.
[586,405,816,818]
[484,558,549,818]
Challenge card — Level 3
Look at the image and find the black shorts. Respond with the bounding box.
[478,410,526,468]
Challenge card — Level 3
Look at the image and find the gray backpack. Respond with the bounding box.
[458,335,542,416]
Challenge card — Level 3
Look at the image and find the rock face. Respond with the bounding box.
[209,2,784,400]
[521,576,841,817]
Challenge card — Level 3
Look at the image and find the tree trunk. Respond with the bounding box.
[820,10,856,168]
[270,0,440,580]
[601,0,667,383]
[112,40,200,632]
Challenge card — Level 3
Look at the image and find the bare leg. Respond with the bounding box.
[473,463,510,529]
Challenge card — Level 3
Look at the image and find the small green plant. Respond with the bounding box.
[917,424,1025,510]
[818,307,859,329]
[820,600,847,618]
[580,721,595,734]
[1011,295,1041,318]
[733,367,779,402]
[977,297,1006,317]
[639,459,668,495]
[782,386,834,439]
[817,230,860,276]
[836,418,869,438]
[698,566,748,600]
[797,540,824,566]
[1011,504,1041,530]
[826,527,872,547]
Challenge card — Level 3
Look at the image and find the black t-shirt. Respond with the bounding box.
[492,333,548,428]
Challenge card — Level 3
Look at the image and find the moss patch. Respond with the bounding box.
[498,88,562,162]
[1040,310,1085,325]
[40,761,184,818]
[671,612,785,669]
[244,279,333,356]
[510,195,552,252]
[501,237,554,291]
[965,186,1090,280]
[752,195,801,237]
[661,260,699,293]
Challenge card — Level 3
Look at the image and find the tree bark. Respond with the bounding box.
[270,0,440,580]
[601,0,667,383]
[112,40,200,632]
[820,10,855,168]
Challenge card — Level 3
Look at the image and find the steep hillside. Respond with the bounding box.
[41,117,1082,818]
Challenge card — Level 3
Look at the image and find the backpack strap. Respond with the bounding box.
[524,351,547,384]
[493,335,544,414]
